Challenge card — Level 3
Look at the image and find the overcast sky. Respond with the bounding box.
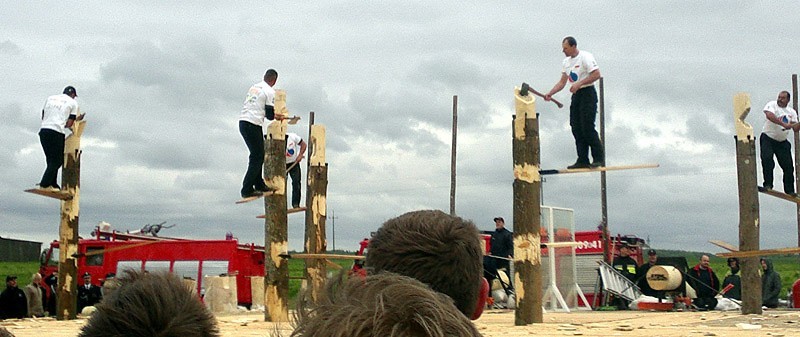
[3,1,800,255]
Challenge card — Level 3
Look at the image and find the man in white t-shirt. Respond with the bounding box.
[760,90,800,196]
[238,69,278,198]
[38,86,81,191]
[544,36,605,169]
[285,132,307,208]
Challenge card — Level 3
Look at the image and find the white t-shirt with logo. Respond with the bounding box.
[40,94,78,134]
[239,81,275,126]
[286,132,302,163]
[562,51,599,89]
[762,100,798,142]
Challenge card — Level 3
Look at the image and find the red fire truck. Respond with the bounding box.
[39,226,266,307]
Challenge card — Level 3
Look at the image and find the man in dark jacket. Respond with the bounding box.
[721,257,742,300]
[484,217,514,296]
[689,255,720,310]
[77,273,102,312]
[0,275,28,319]
[761,258,781,308]
[636,249,660,297]
[612,243,638,283]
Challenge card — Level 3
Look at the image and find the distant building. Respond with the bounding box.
[0,237,42,262]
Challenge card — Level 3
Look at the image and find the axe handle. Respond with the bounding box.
[530,88,563,108]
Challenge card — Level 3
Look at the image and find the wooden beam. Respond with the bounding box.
[263,90,289,322]
[512,85,542,325]
[282,253,363,260]
[57,118,85,320]
[304,123,328,304]
[716,247,800,258]
[539,163,659,175]
[732,92,762,315]
[255,207,306,218]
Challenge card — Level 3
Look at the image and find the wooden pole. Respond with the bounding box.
[598,77,610,263]
[793,74,799,247]
[732,92,762,315]
[450,95,458,216]
[263,90,289,322]
[512,86,542,324]
[303,123,328,304]
[57,118,85,320]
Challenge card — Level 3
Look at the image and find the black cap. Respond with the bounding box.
[105,272,116,278]
[493,217,504,222]
[6,275,17,282]
[648,249,657,256]
[63,86,77,97]
[82,272,91,278]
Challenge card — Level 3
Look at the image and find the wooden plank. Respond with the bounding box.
[758,186,800,204]
[235,191,275,204]
[24,188,73,200]
[255,207,306,218]
[539,163,659,175]
[709,240,739,252]
[716,246,800,258]
[280,253,364,260]
[304,122,328,304]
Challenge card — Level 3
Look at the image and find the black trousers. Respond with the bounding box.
[760,133,795,194]
[570,86,604,164]
[39,128,65,188]
[286,162,301,207]
[239,121,268,195]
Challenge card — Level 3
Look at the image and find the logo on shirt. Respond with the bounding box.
[569,70,579,82]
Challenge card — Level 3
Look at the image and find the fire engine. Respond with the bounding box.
[39,223,266,307]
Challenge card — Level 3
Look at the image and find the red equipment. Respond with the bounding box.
[40,226,266,307]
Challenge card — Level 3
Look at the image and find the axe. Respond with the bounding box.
[520,82,563,109]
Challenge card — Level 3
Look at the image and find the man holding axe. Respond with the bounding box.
[543,36,604,169]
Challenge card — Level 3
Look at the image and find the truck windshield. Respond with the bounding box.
[47,247,59,266]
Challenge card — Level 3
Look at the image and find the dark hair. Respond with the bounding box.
[291,271,481,337]
[0,327,15,337]
[781,90,791,101]
[563,36,577,47]
[264,69,278,82]
[365,210,483,317]
[78,270,219,337]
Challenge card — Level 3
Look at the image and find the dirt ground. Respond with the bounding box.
[2,309,799,336]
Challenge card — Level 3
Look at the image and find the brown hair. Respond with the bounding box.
[0,327,15,337]
[291,271,482,337]
[78,270,219,337]
[365,210,483,317]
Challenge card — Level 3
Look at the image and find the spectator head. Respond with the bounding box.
[292,272,482,337]
[82,272,92,285]
[31,273,42,284]
[493,217,505,229]
[699,255,710,269]
[78,270,219,337]
[365,210,484,318]
[5,275,17,288]
[647,249,657,263]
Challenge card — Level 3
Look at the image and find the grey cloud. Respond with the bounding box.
[0,40,21,55]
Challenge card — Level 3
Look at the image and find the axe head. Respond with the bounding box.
[519,82,531,96]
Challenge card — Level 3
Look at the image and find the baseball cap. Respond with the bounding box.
[493,217,504,222]
[6,275,17,282]
[648,249,657,256]
[63,86,77,97]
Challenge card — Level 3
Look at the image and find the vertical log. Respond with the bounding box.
[732,92,761,315]
[304,124,328,303]
[57,119,85,320]
[263,90,289,322]
[512,86,542,324]
[599,77,610,263]
[450,95,458,215]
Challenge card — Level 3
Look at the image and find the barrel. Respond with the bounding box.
[646,265,682,291]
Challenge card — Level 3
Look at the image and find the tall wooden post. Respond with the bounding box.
[732,92,762,315]
[512,86,542,324]
[450,95,458,216]
[57,118,85,320]
[793,74,799,247]
[263,90,289,322]
[303,122,328,303]
[599,77,610,263]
